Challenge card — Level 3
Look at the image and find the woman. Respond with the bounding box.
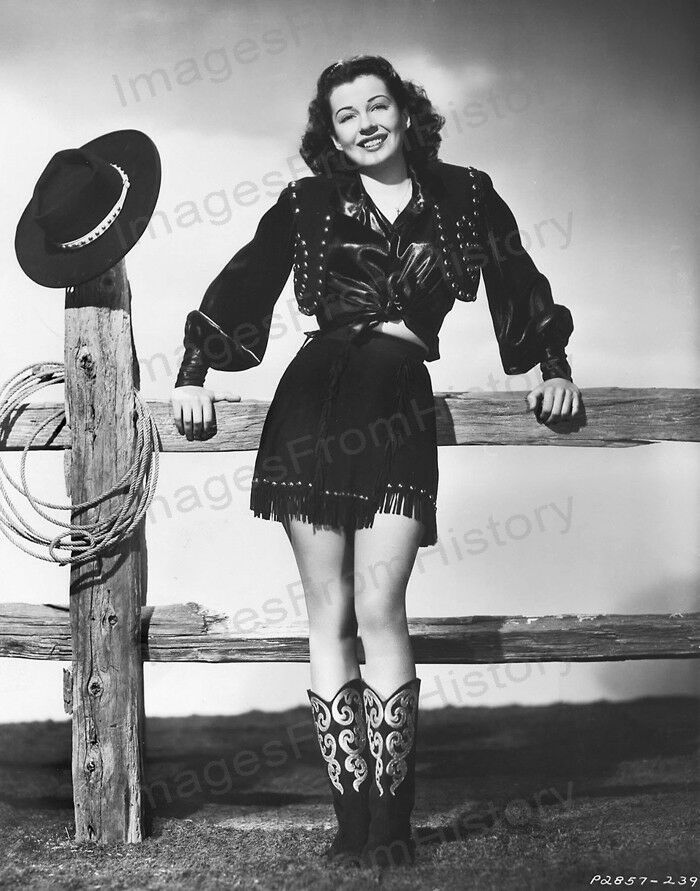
[171,55,580,868]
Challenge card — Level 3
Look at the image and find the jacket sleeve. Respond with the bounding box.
[174,185,295,386]
[478,171,574,382]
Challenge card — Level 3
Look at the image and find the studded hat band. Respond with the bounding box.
[56,164,131,250]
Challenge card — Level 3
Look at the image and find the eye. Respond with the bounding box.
[338,102,389,124]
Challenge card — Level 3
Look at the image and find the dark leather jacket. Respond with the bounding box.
[175,158,573,387]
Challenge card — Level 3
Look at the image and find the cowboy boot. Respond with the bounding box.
[361,677,421,868]
[307,677,371,861]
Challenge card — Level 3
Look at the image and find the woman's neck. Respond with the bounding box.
[358,152,409,186]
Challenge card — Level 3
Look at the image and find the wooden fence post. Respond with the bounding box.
[64,260,146,843]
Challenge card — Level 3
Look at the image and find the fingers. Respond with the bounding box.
[172,388,225,440]
[560,389,574,419]
[537,384,581,424]
[171,396,184,436]
[571,390,581,417]
[537,386,552,422]
[201,394,216,439]
[525,387,542,412]
[183,399,202,441]
[172,392,202,441]
[542,386,564,423]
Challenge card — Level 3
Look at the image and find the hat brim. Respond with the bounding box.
[14,129,161,288]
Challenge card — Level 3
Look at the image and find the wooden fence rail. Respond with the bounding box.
[1,260,698,845]
[1,603,698,663]
[2,388,698,451]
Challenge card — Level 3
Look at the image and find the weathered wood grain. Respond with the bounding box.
[64,263,145,844]
[1,603,697,663]
[1,388,698,451]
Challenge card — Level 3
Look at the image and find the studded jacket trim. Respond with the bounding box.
[288,160,484,317]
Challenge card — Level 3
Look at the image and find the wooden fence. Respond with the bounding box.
[1,262,698,844]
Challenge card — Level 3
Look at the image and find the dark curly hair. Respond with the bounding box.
[299,54,446,177]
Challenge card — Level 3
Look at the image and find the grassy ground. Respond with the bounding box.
[0,696,697,890]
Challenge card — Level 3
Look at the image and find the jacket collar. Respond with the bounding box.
[330,158,446,222]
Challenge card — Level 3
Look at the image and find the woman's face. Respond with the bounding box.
[328,73,410,169]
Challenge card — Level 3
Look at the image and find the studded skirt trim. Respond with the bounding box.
[249,323,438,547]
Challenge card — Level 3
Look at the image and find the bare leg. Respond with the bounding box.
[353,513,424,699]
[282,518,359,698]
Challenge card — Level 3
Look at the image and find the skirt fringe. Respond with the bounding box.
[250,478,437,544]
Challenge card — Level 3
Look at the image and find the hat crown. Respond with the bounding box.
[15,128,161,287]
[31,147,124,245]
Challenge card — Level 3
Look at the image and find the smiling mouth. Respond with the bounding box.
[358,134,387,149]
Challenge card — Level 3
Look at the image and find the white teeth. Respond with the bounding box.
[361,136,385,148]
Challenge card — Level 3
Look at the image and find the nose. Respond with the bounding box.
[358,113,378,133]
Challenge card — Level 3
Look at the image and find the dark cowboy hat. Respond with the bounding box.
[15,129,161,288]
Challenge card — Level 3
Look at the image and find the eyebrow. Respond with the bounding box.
[334,94,390,117]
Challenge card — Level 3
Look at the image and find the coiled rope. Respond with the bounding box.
[0,362,160,566]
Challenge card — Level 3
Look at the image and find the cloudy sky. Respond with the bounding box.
[1,0,697,720]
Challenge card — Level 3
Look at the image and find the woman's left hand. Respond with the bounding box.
[525,378,582,424]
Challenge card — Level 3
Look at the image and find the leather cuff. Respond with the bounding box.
[535,303,573,382]
[540,349,573,382]
[175,344,209,388]
[184,310,262,372]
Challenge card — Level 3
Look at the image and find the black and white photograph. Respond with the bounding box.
[0,0,697,887]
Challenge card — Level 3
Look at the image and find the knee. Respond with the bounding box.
[355,597,408,642]
[307,600,357,645]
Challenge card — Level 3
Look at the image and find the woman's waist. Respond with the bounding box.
[350,318,428,353]
[303,313,431,360]
[318,301,433,337]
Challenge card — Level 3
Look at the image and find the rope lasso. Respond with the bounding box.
[0,362,160,566]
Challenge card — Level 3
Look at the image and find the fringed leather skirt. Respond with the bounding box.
[249,322,439,547]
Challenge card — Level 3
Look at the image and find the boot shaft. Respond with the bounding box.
[307,677,369,795]
[361,677,421,868]
[307,677,372,859]
[362,677,421,799]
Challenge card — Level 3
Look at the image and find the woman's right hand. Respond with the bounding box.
[170,386,241,440]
